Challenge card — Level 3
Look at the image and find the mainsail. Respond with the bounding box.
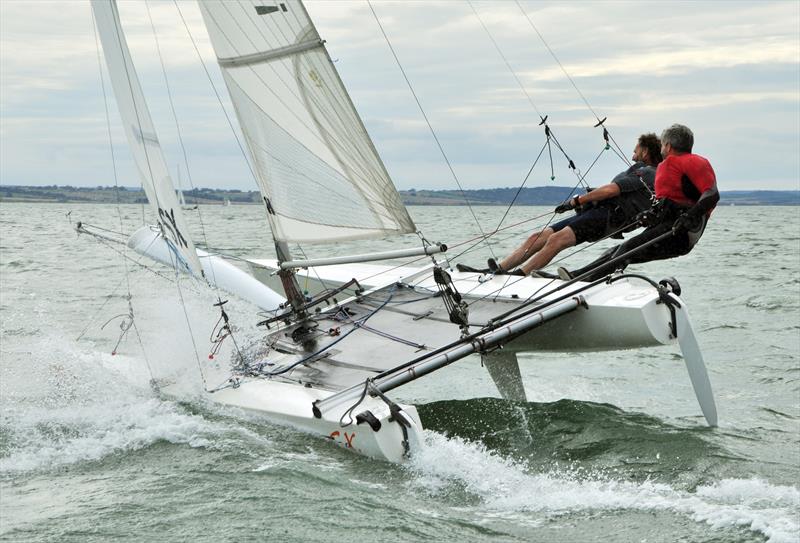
[92,0,204,277]
[198,0,415,244]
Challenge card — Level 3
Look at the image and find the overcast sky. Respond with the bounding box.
[1,0,798,192]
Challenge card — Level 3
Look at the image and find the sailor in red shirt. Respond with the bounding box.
[558,124,719,281]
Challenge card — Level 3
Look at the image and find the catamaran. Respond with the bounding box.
[80,0,717,463]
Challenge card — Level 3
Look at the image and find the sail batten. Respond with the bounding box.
[218,39,324,67]
[199,0,415,244]
[92,0,204,277]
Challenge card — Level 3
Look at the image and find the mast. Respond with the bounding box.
[274,241,305,312]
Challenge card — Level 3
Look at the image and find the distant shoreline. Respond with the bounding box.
[1,185,798,206]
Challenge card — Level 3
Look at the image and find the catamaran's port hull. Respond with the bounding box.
[210,379,422,464]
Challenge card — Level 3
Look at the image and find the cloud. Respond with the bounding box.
[1,0,798,191]
[523,40,799,82]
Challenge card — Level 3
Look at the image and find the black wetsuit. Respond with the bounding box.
[565,154,719,281]
[551,162,655,244]
[566,201,703,281]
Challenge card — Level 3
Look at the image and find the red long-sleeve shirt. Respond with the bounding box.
[655,153,716,207]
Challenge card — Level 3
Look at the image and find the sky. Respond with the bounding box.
[1,0,799,192]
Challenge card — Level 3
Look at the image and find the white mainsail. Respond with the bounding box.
[198,0,415,244]
[92,0,204,277]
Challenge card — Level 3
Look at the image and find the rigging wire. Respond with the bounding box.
[79,226,183,285]
[144,0,218,287]
[460,209,648,308]
[146,0,246,366]
[95,2,211,388]
[467,2,589,227]
[205,2,382,189]
[513,0,630,166]
[468,0,542,120]
[91,7,153,375]
[176,2,391,250]
[469,0,608,190]
[366,0,497,259]
[135,3,621,321]
[489,139,548,239]
[172,0,260,188]
[259,287,397,377]
[446,141,612,299]
[295,244,332,294]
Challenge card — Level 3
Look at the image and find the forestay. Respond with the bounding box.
[92,0,204,277]
[198,0,415,244]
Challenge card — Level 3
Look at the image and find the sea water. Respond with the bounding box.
[1,203,798,542]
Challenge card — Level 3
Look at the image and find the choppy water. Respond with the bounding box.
[1,203,798,542]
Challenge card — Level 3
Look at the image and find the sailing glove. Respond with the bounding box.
[672,214,694,232]
[555,196,580,214]
[554,202,573,214]
[636,209,656,227]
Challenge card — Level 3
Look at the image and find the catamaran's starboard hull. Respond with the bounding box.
[246,259,678,351]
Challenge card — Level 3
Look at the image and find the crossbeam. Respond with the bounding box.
[279,244,447,270]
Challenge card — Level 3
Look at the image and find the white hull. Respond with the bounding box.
[127,235,715,463]
[247,258,678,351]
[128,226,286,311]
[211,379,422,463]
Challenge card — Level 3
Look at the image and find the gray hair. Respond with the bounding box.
[661,124,694,153]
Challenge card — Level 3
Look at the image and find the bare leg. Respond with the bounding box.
[499,228,554,271]
[520,227,576,273]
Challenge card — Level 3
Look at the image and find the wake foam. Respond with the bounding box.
[0,329,248,476]
[0,398,217,474]
[408,431,800,543]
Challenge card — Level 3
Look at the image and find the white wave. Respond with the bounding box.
[0,398,218,474]
[0,332,272,475]
[408,430,800,543]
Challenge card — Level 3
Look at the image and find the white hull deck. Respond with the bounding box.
[246,258,678,352]
[194,257,698,463]
[124,242,713,464]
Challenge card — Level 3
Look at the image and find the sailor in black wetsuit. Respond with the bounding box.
[484,133,662,276]
[557,124,719,282]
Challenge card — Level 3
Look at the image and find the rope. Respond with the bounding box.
[491,139,549,240]
[260,287,396,377]
[148,0,251,377]
[332,208,556,291]
[462,212,646,308]
[469,0,544,119]
[295,244,332,294]
[447,166,587,272]
[367,0,496,259]
[354,323,427,350]
[515,0,596,121]
[469,2,590,187]
[339,379,372,427]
